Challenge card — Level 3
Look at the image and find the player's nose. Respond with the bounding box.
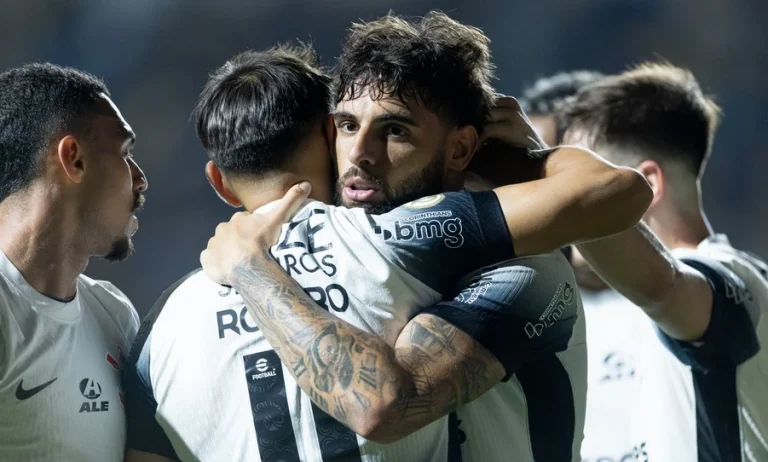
[130,158,148,193]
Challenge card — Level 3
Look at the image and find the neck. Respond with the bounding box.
[236,174,322,212]
[645,200,713,250]
[0,190,88,300]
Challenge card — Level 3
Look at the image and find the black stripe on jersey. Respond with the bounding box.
[656,257,759,462]
[692,367,741,462]
[123,268,201,460]
[244,350,301,461]
[516,354,575,462]
[447,412,465,462]
[310,403,363,461]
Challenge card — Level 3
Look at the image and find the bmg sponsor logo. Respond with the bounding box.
[525,281,574,339]
[455,272,495,305]
[374,218,464,248]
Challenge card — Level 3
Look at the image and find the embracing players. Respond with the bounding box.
[123,13,650,462]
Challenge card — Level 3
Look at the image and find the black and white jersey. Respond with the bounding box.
[123,191,586,461]
[630,234,768,462]
[435,253,587,462]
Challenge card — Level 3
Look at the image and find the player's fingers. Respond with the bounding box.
[486,97,523,123]
[480,121,529,144]
[270,181,312,224]
[493,96,522,111]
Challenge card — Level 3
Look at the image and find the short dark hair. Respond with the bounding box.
[520,70,605,115]
[0,63,109,203]
[562,63,720,177]
[194,44,332,177]
[336,11,496,130]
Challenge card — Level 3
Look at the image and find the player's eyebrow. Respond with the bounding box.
[332,111,357,121]
[372,113,418,127]
[332,111,418,127]
[121,132,136,153]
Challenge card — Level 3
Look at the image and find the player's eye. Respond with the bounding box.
[386,125,409,138]
[337,121,358,133]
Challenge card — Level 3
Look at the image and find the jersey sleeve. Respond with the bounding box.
[655,256,761,372]
[94,280,141,343]
[422,252,580,380]
[340,190,515,294]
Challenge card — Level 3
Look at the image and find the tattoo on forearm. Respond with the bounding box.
[310,388,328,410]
[409,319,457,356]
[358,354,378,390]
[334,396,347,421]
[232,258,503,440]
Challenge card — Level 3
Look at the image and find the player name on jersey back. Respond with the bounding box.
[125,191,530,461]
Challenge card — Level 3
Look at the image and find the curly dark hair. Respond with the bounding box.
[194,43,332,177]
[335,11,496,131]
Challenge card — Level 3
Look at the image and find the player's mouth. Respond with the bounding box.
[127,194,145,237]
[133,194,146,213]
[344,178,384,202]
[127,215,139,237]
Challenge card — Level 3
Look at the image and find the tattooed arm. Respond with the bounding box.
[230,254,504,443]
[201,184,574,442]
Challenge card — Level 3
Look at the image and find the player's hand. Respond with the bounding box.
[200,182,312,284]
[481,96,545,151]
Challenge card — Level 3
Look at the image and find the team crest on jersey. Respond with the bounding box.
[402,194,445,210]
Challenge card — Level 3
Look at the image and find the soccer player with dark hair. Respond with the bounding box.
[0,63,148,461]
[123,28,650,462]
[186,13,649,462]
[563,63,768,462]
[518,70,604,147]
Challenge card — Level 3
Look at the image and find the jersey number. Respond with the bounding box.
[244,351,363,461]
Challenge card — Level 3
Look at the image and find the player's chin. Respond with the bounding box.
[102,236,135,262]
[344,198,395,215]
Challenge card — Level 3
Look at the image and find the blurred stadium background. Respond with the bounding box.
[2,0,765,316]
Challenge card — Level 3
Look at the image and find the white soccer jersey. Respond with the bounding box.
[124,190,586,462]
[629,234,768,462]
[0,250,139,462]
[578,289,648,462]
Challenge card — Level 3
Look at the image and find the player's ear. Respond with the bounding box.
[325,114,335,148]
[446,125,479,173]
[636,160,664,212]
[205,161,243,208]
[56,135,86,184]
